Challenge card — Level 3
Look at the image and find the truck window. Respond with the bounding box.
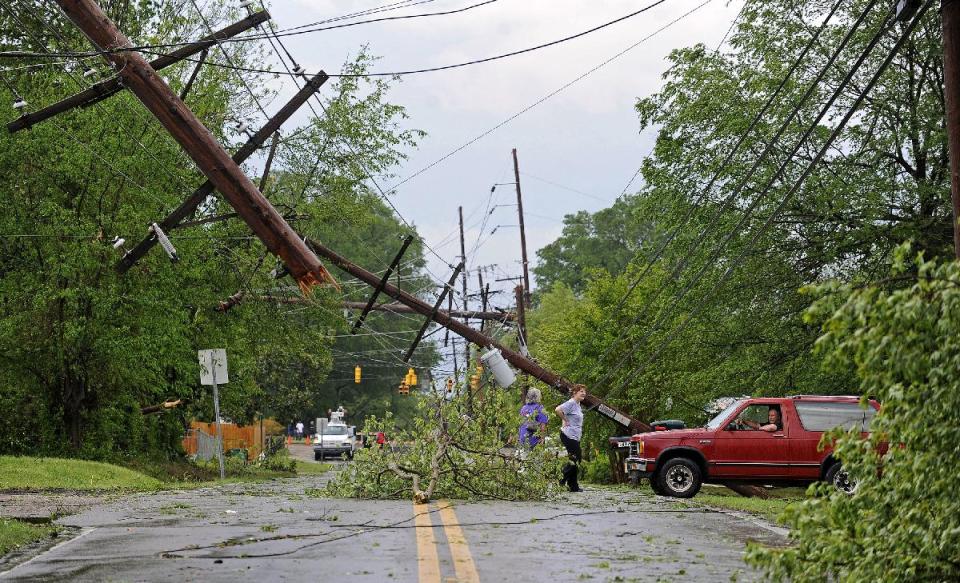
[794,401,876,432]
[322,425,350,436]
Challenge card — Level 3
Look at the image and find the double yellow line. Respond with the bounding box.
[413,500,480,583]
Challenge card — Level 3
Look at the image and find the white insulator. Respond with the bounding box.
[150,223,179,262]
[238,0,255,7]
[83,68,97,78]
[234,121,249,134]
[12,98,27,110]
[292,65,305,75]
[111,237,126,249]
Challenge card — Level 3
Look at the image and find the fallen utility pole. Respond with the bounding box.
[57,0,334,290]
[7,10,270,133]
[112,68,329,273]
[403,263,463,363]
[458,206,470,373]
[512,148,532,307]
[305,237,651,433]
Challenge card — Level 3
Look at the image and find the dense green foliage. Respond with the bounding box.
[0,1,434,458]
[0,455,161,491]
[746,249,960,581]
[529,0,950,429]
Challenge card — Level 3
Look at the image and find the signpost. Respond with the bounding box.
[199,349,228,479]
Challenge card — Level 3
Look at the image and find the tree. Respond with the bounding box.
[746,246,960,582]
[0,1,429,457]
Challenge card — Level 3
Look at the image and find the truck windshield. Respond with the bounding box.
[705,400,743,430]
[322,426,350,436]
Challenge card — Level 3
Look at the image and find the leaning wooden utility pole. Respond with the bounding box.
[305,237,651,433]
[458,206,471,373]
[512,148,532,307]
[943,0,960,258]
[54,0,333,291]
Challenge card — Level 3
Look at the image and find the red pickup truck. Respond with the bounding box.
[624,395,879,497]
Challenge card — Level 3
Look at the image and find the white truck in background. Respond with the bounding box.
[313,407,358,460]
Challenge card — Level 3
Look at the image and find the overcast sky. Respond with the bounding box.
[245,0,743,374]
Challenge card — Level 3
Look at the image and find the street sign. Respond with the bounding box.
[198,349,228,385]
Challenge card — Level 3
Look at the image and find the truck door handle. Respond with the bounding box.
[773,434,786,438]
[699,440,711,444]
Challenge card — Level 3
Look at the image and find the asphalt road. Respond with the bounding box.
[0,446,786,582]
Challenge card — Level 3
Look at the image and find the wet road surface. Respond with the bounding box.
[0,447,786,582]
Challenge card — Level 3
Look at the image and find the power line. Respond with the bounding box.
[384,0,714,193]
[6,0,673,80]
[604,1,928,397]
[585,0,868,385]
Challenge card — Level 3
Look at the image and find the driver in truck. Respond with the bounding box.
[741,407,782,432]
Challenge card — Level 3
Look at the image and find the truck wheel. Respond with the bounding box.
[825,462,858,495]
[656,458,702,498]
[347,451,354,461]
[314,452,321,461]
[627,470,640,487]
[649,474,665,496]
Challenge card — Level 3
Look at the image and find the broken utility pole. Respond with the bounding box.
[7,10,270,133]
[512,148,532,307]
[304,237,651,433]
[56,0,334,291]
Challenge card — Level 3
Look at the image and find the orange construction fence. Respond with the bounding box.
[182,421,272,461]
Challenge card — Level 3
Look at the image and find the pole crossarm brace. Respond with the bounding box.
[304,237,651,433]
[352,235,414,333]
[6,10,271,133]
[114,70,329,274]
[404,262,463,363]
[342,301,514,322]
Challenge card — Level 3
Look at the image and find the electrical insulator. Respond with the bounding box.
[111,236,126,249]
[354,365,361,384]
[238,0,255,8]
[234,120,249,134]
[12,98,27,111]
[292,65,305,76]
[150,223,179,262]
[445,378,453,393]
[82,68,97,78]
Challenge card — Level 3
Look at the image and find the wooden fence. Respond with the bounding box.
[182,421,266,460]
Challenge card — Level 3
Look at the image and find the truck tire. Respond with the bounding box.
[825,462,858,495]
[656,457,702,498]
[314,452,321,461]
[649,473,665,496]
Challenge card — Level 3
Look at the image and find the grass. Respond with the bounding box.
[0,519,56,556]
[0,456,162,492]
[690,485,808,522]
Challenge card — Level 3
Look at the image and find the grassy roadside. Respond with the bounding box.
[0,519,56,557]
[0,457,162,492]
[689,485,808,522]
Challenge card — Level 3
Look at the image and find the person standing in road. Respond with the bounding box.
[295,420,304,440]
[555,384,587,492]
[519,388,549,448]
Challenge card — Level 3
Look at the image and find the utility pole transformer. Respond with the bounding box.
[943,0,960,258]
[54,0,334,291]
[512,148,532,307]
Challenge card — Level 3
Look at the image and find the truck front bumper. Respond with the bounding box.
[625,457,656,478]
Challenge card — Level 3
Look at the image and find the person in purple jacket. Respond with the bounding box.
[518,388,549,448]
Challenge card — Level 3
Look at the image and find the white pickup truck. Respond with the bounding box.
[313,422,357,460]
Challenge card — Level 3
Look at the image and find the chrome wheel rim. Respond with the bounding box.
[833,469,858,494]
[667,465,694,494]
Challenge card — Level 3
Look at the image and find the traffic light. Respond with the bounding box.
[445,378,454,393]
[398,381,410,395]
[470,373,480,390]
[354,365,361,384]
[405,367,418,386]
